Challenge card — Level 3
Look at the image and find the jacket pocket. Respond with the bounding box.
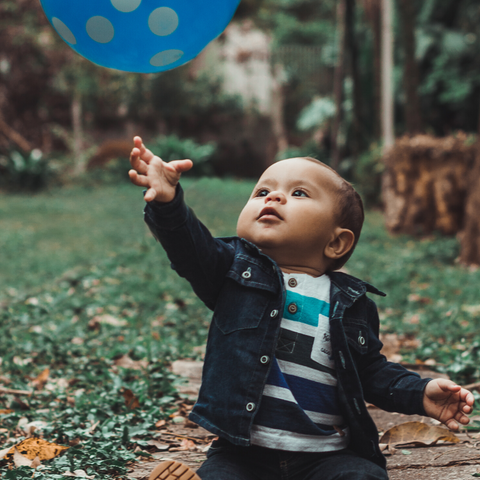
[213,278,270,335]
[344,319,369,354]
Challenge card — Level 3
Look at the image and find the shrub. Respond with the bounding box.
[0,149,52,192]
[150,135,217,176]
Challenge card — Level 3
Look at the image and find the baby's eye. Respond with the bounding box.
[255,189,270,197]
[292,189,308,197]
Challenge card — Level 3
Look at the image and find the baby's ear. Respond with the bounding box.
[324,228,355,261]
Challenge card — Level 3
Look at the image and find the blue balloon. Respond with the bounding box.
[39,0,240,73]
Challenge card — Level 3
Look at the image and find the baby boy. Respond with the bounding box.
[128,136,473,480]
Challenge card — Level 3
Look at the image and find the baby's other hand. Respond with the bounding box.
[128,136,193,203]
[423,378,474,430]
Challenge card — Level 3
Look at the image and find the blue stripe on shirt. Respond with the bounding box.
[266,358,341,416]
[254,395,340,436]
[283,290,330,325]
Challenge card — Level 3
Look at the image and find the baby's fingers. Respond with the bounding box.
[128,169,150,187]
[130,147,148,175]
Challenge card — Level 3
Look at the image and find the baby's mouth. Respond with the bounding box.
[258,207,283,220]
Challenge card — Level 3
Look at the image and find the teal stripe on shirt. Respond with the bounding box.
[283,290,330,326]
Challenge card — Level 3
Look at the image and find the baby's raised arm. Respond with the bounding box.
[129,136,193,203]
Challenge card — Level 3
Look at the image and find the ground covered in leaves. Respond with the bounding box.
[1,179,480,478]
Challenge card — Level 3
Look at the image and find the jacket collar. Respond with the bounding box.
[329,271,386,300]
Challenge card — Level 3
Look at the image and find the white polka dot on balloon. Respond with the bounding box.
[111,0,141,13]
[86,16,115,44]
[148,7,179,36]
[150,49,184,67]
[52,17,76,44]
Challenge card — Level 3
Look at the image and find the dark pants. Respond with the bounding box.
[197,438,388,480]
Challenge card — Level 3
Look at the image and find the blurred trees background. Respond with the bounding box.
[1,0,480,208]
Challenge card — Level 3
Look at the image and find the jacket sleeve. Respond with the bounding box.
[143,184,235,310]
[355,298,431,416]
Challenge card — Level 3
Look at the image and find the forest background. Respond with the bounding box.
[2,0,480,479]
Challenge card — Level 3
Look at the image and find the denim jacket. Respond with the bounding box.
[144,185,430,469]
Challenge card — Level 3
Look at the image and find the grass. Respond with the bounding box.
[1,177,480,477]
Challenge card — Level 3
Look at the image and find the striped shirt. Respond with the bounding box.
[251,273,350,451]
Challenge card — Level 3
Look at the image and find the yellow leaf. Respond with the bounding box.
[4,437,69,462]
[31,368,50,390]
[379,421,460,447]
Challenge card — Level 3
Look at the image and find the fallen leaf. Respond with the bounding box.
[30,456,41,469]
[4,437,69,462]
[147,440,170,451]
[13,448,33,467]
[63,469,95,478]
[92,314,127,327]
[114,355,148,370]
[88,420,100,434]
[0,445,12,460]
[31,368,49,390]
[0,409,13,414]
[462,305,480,316]
[122,388,140,409]
[155,419,166,428]
[379,421,460,447]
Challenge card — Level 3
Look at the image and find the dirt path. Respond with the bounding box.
[128,361,480,480]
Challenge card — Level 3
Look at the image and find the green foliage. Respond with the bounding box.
[0,179,255,478]
[150,69,243,118]
[150,135,217,176]
[296,96,336,132]
[0,149,52,192]
[349,212,479,384]
[275,139,330,165]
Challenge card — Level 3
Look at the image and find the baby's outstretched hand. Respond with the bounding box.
[423,378,474,430]
[129,136,193,203]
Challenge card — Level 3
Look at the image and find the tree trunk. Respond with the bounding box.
[346,0,362,160]
[72,88,85,175]
[331,0,347,170]
[364,0,382,140]
[270,64,288,158]
[381,0,394,151]
[398,0,422,134]
[460,104,480,265]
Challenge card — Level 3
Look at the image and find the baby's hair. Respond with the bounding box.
[302,157,364,271]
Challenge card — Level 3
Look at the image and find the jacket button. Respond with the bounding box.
[246,402,256,412]
[260,355,270,364]
[287,303,298,314]
[288,278,297,288]
[358,335,366,346]
[242,268,251,279]
[270,309,278,318]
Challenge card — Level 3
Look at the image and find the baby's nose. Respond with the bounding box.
[266,191,286,203]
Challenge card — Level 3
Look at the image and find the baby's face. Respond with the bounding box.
[236,158,342,270]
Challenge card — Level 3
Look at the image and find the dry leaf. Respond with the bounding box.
[31,368,49,390]
[92,314,127,327]
[147,440,170,451]
[13,448,33,467]
[155,419,166,428]
[114,355,148,370]
[31,456,41,469]
[0,409,14,414]
[379,421,460,447]
[63,469,95,478]
[169,438,197,452]
[4,437,69,462]
[122,388,140,409]
[0,445,12,460]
